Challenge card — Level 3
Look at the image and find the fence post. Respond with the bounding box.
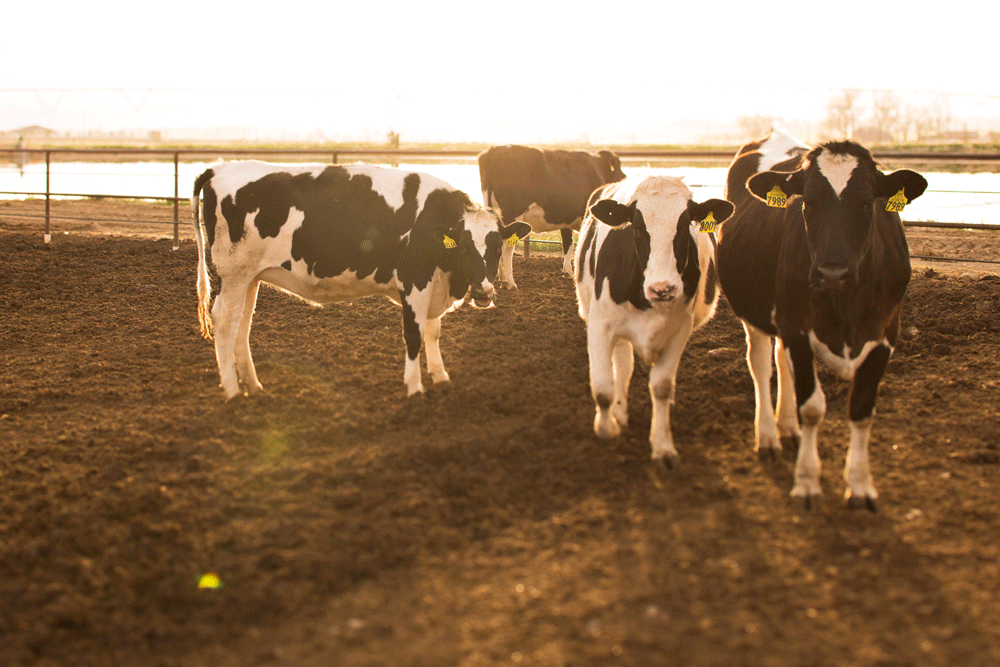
[332,152,338,164]
[44,151,51,243]
[173,152,180,250]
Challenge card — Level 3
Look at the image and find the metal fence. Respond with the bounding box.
[1,147,998,261]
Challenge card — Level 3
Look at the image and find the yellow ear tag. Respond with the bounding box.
[886,188,908,213]
[443,235,457,249]
[198,573,223,589]
[504,235,520,248]
[699,211,717,233]
[766,185,788,208]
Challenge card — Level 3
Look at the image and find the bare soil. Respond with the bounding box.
[2,200,1000,667]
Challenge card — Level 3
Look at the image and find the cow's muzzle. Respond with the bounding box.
[812,263,850,290]
[471,284,495,308]
[646,282,678,303]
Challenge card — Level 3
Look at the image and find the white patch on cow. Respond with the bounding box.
[816,149,859,197]
[757,131,810,171]
[791,373,826,503]
[809,333,885,380]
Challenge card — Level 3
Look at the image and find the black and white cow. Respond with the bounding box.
[716,131,928,510]
[576,174,733,465]
[479,145,626,287]
[192,160,530,399]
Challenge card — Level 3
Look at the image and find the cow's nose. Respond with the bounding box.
[818,263,849,280]
[646,282,677,302]
[815,263,849,289]
[471,283,495,307]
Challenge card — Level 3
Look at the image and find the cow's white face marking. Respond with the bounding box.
[463,208,501,295]
[633,177,690,304]
[816,150,859,197]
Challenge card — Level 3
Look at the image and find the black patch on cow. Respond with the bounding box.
[401,296,422,361]
[704,258,717,306]
[193,168,217,246]
[280,260,292,271]
[593,211,651,310]
[675,211,701,303]
[579,219,598,282]
[784,334,816,409]
[560,228,574,254]
[849,344,891,422]
[202,183,218,247]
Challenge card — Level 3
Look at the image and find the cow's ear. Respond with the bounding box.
[590,199,636,227]
[687,198,734,233]
[877,169,928,203]
[747,169,805,205]
[502,221,531,240]
[430,224,460,250]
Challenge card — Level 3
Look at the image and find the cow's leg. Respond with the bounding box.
[560,228,575,277]
[423,315,450,385]
[844,343,892,511]
[588,322,620,438]
[234,280,264,395]
[211,279,252,400]
[647,319,693,466]
[774,338,802,448]
[400,296,426,396]
[783,334,826,507]
[744,322,781,459]
[611,338,633,428]
[498,242,518,290]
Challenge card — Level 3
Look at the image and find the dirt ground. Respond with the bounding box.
[1,200,1000,667]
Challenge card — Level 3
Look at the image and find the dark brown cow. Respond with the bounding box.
[478,145,625,288]
[716,131,928,511]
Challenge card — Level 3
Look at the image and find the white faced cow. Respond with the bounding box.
[576,174,734,465]
[192,161,530,399]
[716,131,928,510]
[479,145,626,288]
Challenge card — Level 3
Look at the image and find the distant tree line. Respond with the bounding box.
[736,91,976,146]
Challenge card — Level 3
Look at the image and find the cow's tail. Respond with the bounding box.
[192,169,215,340]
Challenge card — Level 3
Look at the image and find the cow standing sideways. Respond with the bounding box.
[192,161,530,399]
[576,174,734,465]
[479,145,626,288]
[716,131,928,510]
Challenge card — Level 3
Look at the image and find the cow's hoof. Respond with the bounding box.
[845,492,879,513]
[594,414,621,439]
[756,443,782,462]
[779,434,801,454]
[499,281,518,290]
[652,451,679,471]
[791,490,822,511]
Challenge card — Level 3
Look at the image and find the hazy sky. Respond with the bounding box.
[4,0,998,142]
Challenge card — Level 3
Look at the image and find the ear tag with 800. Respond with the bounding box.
[699,211,717,233]
[443,235,457,249]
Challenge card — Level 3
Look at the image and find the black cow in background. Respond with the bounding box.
[716,131,928,511]
[478,145,626,288]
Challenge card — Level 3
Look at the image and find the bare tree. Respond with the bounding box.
[824,89,861,139]
[871,92,902,143]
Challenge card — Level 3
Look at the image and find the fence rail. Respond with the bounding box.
[1,147,998,258]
